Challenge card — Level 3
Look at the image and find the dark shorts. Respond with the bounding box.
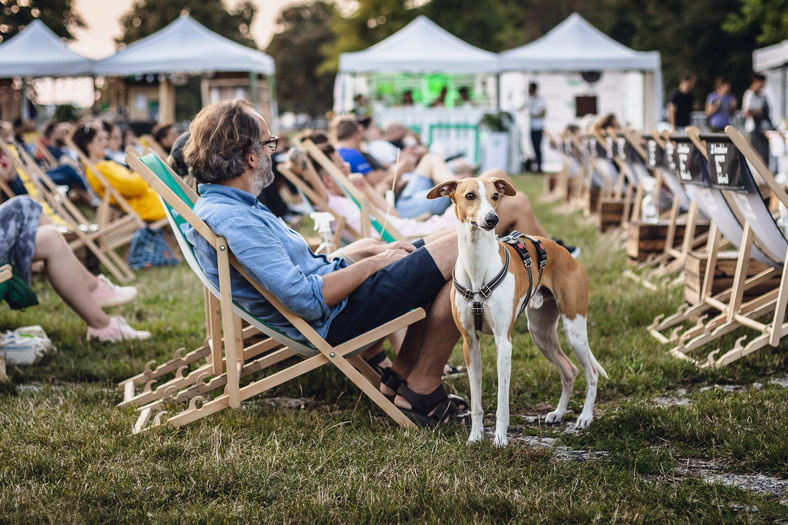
[325,243,443,345]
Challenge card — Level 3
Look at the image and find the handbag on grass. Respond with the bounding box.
[0,262,38,310]
[126,227,179,270]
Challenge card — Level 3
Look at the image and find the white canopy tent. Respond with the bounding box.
[0,20,95,118]
[0,19,94,77]
[335,15,500,112]
[93,14,275,123]
[498,13,662,169]
[753,40,788,124]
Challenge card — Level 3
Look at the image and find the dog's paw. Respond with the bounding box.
[575,413,594,430]
[545,410,564,424]
[467,432,484,445]
[493,434,508,448]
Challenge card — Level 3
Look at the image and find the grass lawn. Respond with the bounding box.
[1,174,786,523]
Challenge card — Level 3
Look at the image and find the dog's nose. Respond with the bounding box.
[485,212,499,229]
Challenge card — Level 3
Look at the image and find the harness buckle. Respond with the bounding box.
[472,303,484,318]
[479,285,493,298]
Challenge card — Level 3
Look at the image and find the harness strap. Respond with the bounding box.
[500,231,548,316]
[452,248,510,332]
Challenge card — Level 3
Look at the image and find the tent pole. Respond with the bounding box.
[495,73,501,110]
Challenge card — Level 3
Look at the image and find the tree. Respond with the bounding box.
[266,2,337,117]
[117,0,257,47]
[0,0,86,43]
[723,0,788,46]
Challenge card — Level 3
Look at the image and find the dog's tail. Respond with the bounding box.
[590,353,609,380]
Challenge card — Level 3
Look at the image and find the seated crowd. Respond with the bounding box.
[1,102,578,427]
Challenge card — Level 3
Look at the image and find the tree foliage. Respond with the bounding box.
[723,0,788,46]
[0,0,85,43]
[117,0,257,47]
[266,2,337,116]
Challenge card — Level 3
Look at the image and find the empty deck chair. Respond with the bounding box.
[667,127,788,367]
[120,148,425,432]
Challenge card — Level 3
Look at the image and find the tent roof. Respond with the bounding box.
[754,40,788,71]
[500,13,660,71]
[339,15,500,74]
[0,19,94,77]
[92,14,274,76]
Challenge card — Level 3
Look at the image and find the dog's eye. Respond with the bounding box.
[492,193,499,201]
[465,192,476,200]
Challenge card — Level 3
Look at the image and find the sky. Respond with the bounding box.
[68,0,309,59]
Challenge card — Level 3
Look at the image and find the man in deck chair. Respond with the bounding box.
[183,99,468,427]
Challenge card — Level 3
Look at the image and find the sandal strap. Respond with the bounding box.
[396,382,449,415]
[364,350,388,368]
[380,368,403,392]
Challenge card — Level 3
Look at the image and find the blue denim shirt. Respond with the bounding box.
[185,184,347,343]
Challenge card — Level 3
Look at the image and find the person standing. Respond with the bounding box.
[525,82,546,173]
[667,71,696,132]
[742,72,773,164]
[705,77,737,132]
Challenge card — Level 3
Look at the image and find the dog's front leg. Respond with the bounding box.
[493,333,512,447]
[464,334,484,444]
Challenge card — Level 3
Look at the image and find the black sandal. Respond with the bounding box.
[363,350,390,375]
[396,382,469,428]
[381,368,468,411]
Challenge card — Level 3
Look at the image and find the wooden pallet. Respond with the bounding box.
[684,251,780,304]
[626,221,710,263]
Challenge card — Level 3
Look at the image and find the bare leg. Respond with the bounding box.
[414,153,457,184]
[495,192,549,237]
[33,225,109,329]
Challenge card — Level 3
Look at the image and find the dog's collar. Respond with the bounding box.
[453,247,510,332]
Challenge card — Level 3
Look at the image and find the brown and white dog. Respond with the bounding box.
[427,178,607,447]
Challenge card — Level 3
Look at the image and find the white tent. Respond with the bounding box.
[500,13,662,130]
[92,14,273,76]
[339,15,500,75]
[753,40,788,123]
[0,19,94,77]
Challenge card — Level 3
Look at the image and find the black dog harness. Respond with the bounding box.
[452,231,547,332]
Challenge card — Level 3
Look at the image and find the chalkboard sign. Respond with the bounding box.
[701,134,748,193]
[672,136,709,187]
[646,139,665,168]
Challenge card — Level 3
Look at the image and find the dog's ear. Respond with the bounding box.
[491,178,517,196]
[426,180,458,200]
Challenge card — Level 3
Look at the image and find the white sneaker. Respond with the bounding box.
[91,275,138,307]
[87,316,151,342]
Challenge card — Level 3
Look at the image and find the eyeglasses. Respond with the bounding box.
[261,135,278,152]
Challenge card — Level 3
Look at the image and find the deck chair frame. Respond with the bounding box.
[122,147,423,432]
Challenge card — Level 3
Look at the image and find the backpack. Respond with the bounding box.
[126,227,179,270]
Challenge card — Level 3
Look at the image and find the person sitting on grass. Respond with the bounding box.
[0,195,150,342]
[182,99,469,427]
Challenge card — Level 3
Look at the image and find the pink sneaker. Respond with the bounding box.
[87,316,151,342]
[91,275,138,307]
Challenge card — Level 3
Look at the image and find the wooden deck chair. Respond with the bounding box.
[579,134,617,218]
[564,132,593,211]
[121,147,424,432]
[649,130,781,345]
[0,141,137,283]
[666,127,788,367]
[275,162,361,244]
[139,135,169,160]
[541,131,569,202]
[624,131,708,290]
[299,139,413,242]
[65,136,168,234]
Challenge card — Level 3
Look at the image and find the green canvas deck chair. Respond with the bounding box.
[121,147,422,432]
[0,141,137,283]
[299,139,413,243]
[666,126,788,368]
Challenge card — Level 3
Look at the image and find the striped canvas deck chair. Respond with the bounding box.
[120,147,423,432]
[649,128,782,347]
[666,126,788,368]
[0,141,137,283]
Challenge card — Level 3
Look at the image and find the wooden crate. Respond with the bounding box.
[684,251,780,304]
[598,198,624,232]
[626,220,710,263]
